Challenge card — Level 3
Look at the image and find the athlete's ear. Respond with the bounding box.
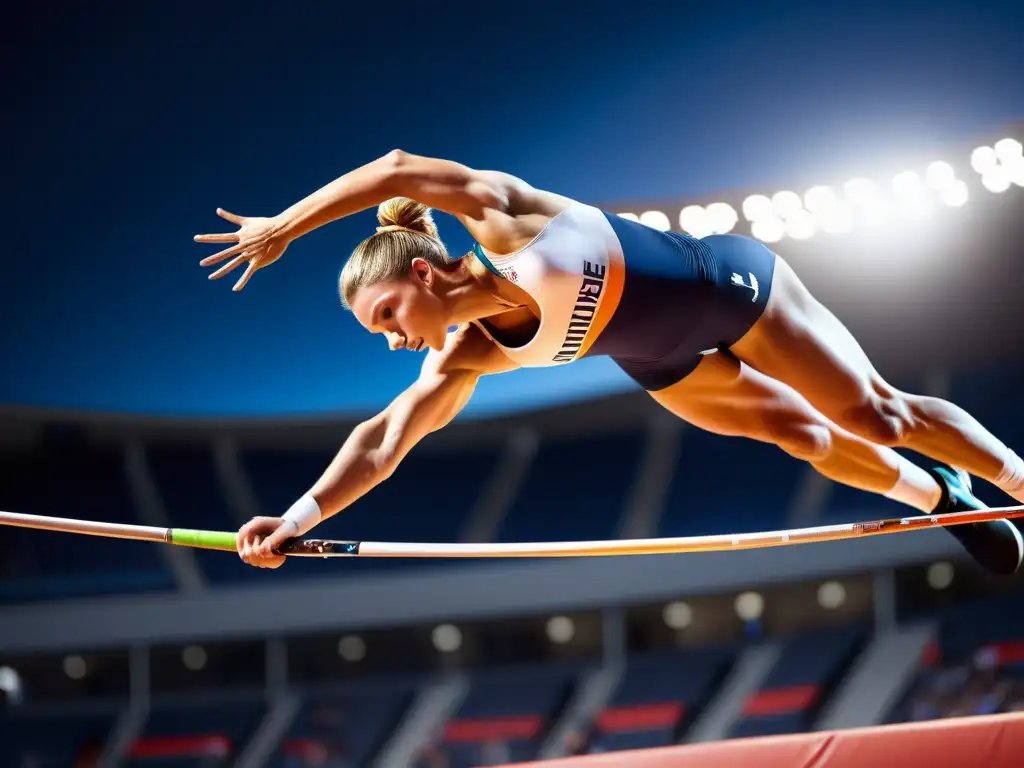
[410,257,434,287]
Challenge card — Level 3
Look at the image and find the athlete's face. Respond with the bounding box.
[350,259,449,353]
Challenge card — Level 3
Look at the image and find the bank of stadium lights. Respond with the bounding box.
[639,210,672,231]
[617,205,740,238]
[973,138,1024,192]
[677,203,739,237]
[618,134,1021,241]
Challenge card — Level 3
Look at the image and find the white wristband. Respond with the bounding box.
[281,492,322,536]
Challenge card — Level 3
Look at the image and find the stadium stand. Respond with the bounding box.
[590,646,735,751]
[495,430,644,543]
[433,663,582,767]
[273,681,413,767]
[0,436,174,603]
[658,430,803,537]
[728,625,867,738]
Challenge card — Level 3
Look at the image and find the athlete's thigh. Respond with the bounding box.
[648,348,823,441]
[729,255,891,415]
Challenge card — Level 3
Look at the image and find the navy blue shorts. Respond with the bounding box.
[588,216,777,391]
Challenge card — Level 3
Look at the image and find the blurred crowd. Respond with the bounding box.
[907,652,1024,721]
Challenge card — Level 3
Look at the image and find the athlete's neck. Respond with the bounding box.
[439,258,523,325]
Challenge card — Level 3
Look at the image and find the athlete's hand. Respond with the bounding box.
[195,209,291,292]
[237,516,295,569]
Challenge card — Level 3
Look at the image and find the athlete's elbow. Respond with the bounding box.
[381,148,410,171]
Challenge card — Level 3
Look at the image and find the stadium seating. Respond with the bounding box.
[0,439,173,603]
[0,709,116,767]
[122,697,265,767]
[728,625,866,738]
[272,681,413,767]
[496,430,645,543]
[889,594,1024,723]
[658,429,803,538]
[590,647,735,752]
[948,361,1024,506]
[241,443,500,577]
[438,663,581,767]
[146,444,251,584]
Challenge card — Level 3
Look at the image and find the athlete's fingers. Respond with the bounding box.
[194,233,240,244]
[232,260,260,292]
[208,253,249,281]
[200,242,246,267]
[252,535,266,568]
[261,521,298,556]
[216,208,246,225]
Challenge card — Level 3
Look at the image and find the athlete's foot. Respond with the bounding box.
[928,466,1023,575]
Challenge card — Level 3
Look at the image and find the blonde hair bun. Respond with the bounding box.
[377,197,439,238]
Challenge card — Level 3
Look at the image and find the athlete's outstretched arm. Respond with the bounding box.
[238,326,517,568]
[195,150,522,290]
[277,150,517,239]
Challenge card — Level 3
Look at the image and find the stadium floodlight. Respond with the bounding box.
[679,205,712,237]
[892,170,924,197]
[63,655,87,680]
[970,146,999,175]
[817,203,854,234]
[817,581,846,610]
[432,624,462,653]
[751,216,785,243]
[663,601,693,630]
[182,645,208,671]
[337,635,366,662]
[844,178,880,208]
[546,615,575,644]
[741,194,773,221]
[706,202,738,234]
[940,180,969,208]
[1007,161,1024,188]
[639,210,672,231]
[982,167,1012,193]
[925,161,956,191]
[617,212,640,222]
[771,190,803,219]
[804,185,836,214]
[994,137,1023,164]
[735,591,764,621]
[927,561,954,590]
[784,209,817,240]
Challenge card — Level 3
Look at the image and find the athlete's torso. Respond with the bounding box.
[471,200,726,368]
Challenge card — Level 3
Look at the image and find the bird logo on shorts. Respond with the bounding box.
[731,272,759,303]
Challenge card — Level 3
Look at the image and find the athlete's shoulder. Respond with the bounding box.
[422,323,519,379]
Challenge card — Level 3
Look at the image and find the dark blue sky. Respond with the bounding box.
[2,1,1022,418]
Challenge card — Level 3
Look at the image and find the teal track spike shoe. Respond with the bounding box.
[928,466,1023,575]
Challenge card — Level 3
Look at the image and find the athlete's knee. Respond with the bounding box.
[839,392,915,447]
[766,415,834,463]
